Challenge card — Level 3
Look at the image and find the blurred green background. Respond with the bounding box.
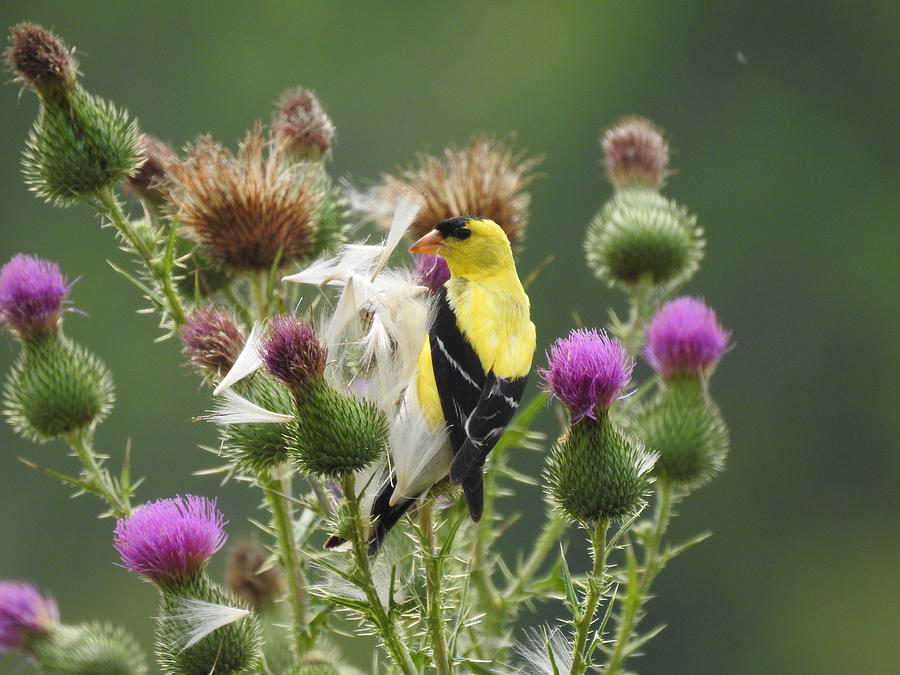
[1,1,897,673]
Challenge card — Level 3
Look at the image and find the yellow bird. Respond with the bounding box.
[367,216,536,550]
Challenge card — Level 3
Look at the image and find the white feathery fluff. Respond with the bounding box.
[512,626,575,675]
[200,389,293,425]
[212,321,265,395]
[388,390,452,506]
[163,597,250,651]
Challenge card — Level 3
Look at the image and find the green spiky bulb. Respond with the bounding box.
[30,623,148,675]
[221,376,295,474]
[3,332,114,443]
[585,188,704,291]
[638,377,729,490]
[546,414,656,523]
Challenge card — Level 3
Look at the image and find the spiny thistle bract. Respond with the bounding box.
[220,376,295,473]
[7,24,142,207]
[3,334,114,443]
[638,377,729,489]
[585,187,704,289]
[30,623,148,675]
[372,134,541,244]
[261,316,389,477]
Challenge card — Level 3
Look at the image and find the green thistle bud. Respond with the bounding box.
[584,188,704,290]
[30,622,147,675]
[3,333,114,443]
[7,25,141,207]
[221,377,295,474]
[546,414,655,523]
[288,378,388,478]
[637,376,729,489]
[156,574,262,675]
[22,86,142,206]
[306,165,349,257]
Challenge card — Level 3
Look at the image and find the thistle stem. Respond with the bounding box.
[65,430,130,518]
[570,518,609,674]
[340,473,416,675]
[94,187,186,326]
[418,499,452,675]
[262,471,310,659]
[620,275,653,357]
[605,481,674,675]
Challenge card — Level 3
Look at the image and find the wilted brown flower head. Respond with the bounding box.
[272,87,335,161]
[6,23,75,95]
[225,539,285,613]
[169,126,320,271]
[124,133,177,204]
[181,307,245,376]
[601,116,670,190]
[374,136,541,244]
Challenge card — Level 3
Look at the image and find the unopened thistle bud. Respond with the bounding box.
[1,255,113,442]
[181,308,245,377]
[219,376,295,473]
[585,188,704,289]
[413,253,450,293]
[639,298,731,488]
[8,24,142,207]
[0,581,58,652]
[601,116,670,190]
[541,330,655,522]
[124,133,177,205]
[272,87,335,162]
[225,540,285,614]
[114,496,261,674]
[170,127,325,271]
[644,296,730,379]
[373,135,540,244]
[261,316,388,477]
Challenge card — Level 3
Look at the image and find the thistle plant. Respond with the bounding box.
[2,23,736,675]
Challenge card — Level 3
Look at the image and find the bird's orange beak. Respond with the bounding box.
[409,230,444,255]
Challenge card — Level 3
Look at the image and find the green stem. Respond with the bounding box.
[94,187,186,326]
[418,500,452,675]
[470,452,503,621]
[262,472,310,659]
[620,275,653,357]
[503,511,568,602]
[223,284,256,328]
[340,473,416,675]
[605,481,674,675]
[65,431,130,518]
[250,271,271,320]
[570,519,609,675]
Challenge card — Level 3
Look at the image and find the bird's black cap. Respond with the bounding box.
[435,216,477,240]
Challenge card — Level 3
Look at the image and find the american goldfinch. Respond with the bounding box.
[367,216,536,549]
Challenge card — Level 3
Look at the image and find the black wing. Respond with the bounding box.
[448,373,529,484]
[429,287,486,453]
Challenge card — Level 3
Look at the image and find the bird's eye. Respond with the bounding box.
[456,228,472,240]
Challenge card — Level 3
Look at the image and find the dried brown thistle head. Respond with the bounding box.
[6,23,75,96]
[601,116,670,190]
[124,133,177,204]
[225,539,285,613]
[373,135,541,245]
[272,87,335,161]
[169,126,320,271]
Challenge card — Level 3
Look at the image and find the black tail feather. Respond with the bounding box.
[367,479,416,555]
[462,471,484,522]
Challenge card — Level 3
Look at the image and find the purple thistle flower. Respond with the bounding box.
[181,307,245,375]
[0,582,58,651]
[260,315,327,390]
[644,297,730,377]
[113,495,226,584]
[413,254,450,292]
[0,254,70,337]
[540,329,634,422]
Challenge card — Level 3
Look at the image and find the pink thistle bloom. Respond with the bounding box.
[413,253,450,292]
[540,329,633,422]
[0,254,70,337]
[114,495,226,584]
[644,297,730,377]
[0,582,58,651]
